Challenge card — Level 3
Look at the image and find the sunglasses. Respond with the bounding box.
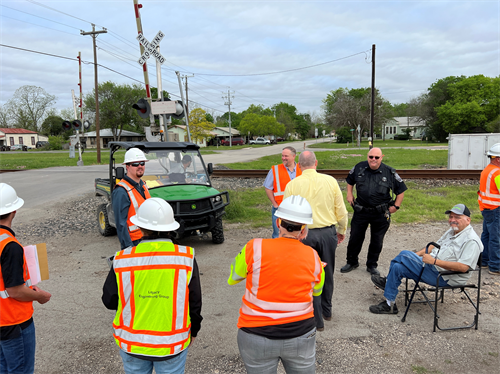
[129,161,145,167]
[368,156,380,160]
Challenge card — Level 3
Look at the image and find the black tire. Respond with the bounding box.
[97,203,116,236]
[211,217,224,244]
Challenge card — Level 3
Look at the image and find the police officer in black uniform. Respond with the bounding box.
[340,147,407,276]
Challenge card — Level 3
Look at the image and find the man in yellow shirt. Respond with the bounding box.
[284,151,348,331]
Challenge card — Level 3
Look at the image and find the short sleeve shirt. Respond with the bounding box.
[346,161,407,207]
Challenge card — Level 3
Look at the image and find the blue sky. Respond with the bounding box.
[1,0,498,118]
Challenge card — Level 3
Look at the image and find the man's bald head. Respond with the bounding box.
[299,151,317,170]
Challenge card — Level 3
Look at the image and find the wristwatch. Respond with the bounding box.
[394,205,400,210]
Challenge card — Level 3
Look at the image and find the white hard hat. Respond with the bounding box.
[123,148,148,164]
[0,183,24,215]
[275,195,313,225]
[487,143,500,157]
[130,198,180,232]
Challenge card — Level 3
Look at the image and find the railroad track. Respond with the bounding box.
[212,169,481,179]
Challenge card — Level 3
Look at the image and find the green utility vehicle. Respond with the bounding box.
[95,141,229,244]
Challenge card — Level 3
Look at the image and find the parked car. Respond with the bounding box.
[249,137,271,145]
[36,141,49,148]
[10,144,28,151]
[221,137,244,146]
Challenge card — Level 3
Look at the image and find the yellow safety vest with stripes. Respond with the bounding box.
[113,239,194,357]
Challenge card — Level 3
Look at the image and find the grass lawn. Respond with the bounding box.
[223,183,482,229]
[225,149,448,170]
[309,139,445,149]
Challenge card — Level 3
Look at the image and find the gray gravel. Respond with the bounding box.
[13,177,499,374]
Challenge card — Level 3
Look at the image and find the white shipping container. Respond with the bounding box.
[448,133,500,169]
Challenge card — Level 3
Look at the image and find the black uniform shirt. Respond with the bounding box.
[346,161,407,208]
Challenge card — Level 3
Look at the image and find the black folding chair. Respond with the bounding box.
[401,243,482,332]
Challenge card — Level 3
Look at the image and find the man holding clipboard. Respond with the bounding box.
[0,183,51,374]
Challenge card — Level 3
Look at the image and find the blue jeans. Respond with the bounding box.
[271,206,279,239]
[481,208,500,272]
[237,328,316,374]
[119,348,188,374]
[384,250,448,302]
[0,321,36,374]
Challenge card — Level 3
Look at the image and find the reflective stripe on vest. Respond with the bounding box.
[478,164,500,209]
[242,238,317,320]
[272,164,301,205]
[0,230,34,326]
[112,240,193,357]
[117,180,151,241]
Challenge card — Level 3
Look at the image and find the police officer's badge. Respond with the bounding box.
[382,177,387,182]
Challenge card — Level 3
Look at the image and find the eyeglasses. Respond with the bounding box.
[129,161,145,167]
[368,156,380,160]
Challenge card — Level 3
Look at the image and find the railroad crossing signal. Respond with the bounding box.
[62,120,83,131]
[137,31,165,65]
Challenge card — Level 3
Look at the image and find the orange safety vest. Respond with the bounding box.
[0,229,33,327]
[272,164,302,205]
[112,240,194,357]
[116,179,151,242]
[478,163,500,211]
[238,237,323,329]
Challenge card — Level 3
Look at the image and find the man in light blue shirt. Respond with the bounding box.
[263,147,301,238]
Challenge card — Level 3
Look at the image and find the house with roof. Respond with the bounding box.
[0,128,48,148]
[384,117,426,139]
[71,128,145,148]
[167,124,219,147]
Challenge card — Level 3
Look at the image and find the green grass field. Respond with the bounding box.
[225,149,448,170]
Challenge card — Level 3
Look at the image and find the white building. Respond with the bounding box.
[71,129,145,148]
[384,117,426,139]
[0,128,48,148]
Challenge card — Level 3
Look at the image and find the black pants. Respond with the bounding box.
[302,225,337,329]
[345,209,390,269]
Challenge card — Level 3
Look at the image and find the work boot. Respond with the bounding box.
[367,267,380,276]
[340,263,359,273]
[371,274,387,290]
[369,300,398,314]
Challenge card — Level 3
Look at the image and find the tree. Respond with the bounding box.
[322,87,391,139]
[219,111,243,129]
[41,115,66,137]
[336,126,352,143]
[188,108,215,144]
[239,113,262,137]
[4,85,56,131]
[84,82,148,141]
[411,76,466,141]
[436,75,500,133]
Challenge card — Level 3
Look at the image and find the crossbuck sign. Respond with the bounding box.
[137,31,165,65]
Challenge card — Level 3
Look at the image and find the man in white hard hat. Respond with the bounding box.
[102,198,202,374]
[478,143,500,275]
[284,150,348,331]
[112,147,151,249]
[229,195,324,373]
[0,183,51,374]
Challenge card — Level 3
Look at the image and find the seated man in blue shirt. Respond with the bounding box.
[369,204,483,314]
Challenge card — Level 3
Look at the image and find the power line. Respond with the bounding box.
[0,14,80,36]
[179,50,371,77]
[26,0,95,26]
[1,4,81,30]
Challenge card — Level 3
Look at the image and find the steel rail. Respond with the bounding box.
[212,169,481,179]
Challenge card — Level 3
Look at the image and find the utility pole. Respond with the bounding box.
[222,89,234,147]
[81,24,107,163]
[175,71,191,142]
[369,44,376,149]
[183,74,194,120]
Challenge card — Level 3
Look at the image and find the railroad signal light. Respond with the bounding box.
[62,121,72,131]
[132,98,151,119]
[83,120,91,130]
[171,100,185,119]
[72,120,82,131]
